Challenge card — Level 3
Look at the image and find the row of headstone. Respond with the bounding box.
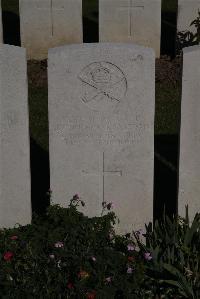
[0,42,199,232]
[0,0,199,60]
[9,0,162,59]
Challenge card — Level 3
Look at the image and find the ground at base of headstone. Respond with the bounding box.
[0,199,199,298]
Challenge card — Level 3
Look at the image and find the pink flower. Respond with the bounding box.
[127,244,135,251]
[49,254,55,259]
[105,277,112,283]
[54,241,64,248]
[144,252,152,261]
[10,235,18,240]
[91,256,96,262]
[3,251,14,261]
[127,267,133,274]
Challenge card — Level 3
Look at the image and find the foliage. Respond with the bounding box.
[0,196,200,298]
[177,11,200,54]
[142,207,200,298]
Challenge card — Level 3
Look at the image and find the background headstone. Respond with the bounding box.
[19,0,83,60]
[48,43,155,233]
[0,0,3,43]
[178,45,200,221]
[0,44,31,228]
[99,0,161,57]
[177,0,200,34]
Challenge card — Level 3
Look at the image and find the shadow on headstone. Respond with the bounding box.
[30,137,50,216]
[154,135,178,222]
[2,11,21,46]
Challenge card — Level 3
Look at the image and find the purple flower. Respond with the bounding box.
[144,252,152,261]
[127,267,133,274]
[127,244,135,251]
[54,241,64,248]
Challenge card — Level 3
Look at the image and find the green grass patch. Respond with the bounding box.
[155,82,181,135]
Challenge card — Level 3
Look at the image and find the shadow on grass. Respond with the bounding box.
[2,11,21,46]
[154,135,179,222]
[83,17,99,43]
[161,11,177,58]
[30,138,50,216]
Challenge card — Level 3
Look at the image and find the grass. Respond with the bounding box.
[155,83,181,135]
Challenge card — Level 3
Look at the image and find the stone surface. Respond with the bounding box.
[178,45,200,221]
[177,0,200,33]
[48,43,155,233]
[19,0,82,60]
[0,0,3,43]
[99,0,161,57]
[0,44,31,228]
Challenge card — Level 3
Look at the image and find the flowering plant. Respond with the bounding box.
[0,197,199,298]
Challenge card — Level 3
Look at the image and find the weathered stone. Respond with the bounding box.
[177,0,200,33]
[99,0,161,57]
[19,0,82,60]
[0,44,31,228]
[178,45,200,221]
[48,43,155,233]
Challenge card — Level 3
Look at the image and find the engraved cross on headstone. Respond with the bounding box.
[37,0,64,36]
[82,152,122,203]
[119,0,144,36]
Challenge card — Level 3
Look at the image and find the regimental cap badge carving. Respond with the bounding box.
[78,61,127,112]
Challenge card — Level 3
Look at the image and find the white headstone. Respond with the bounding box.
[0,44,31,228]
[0,0,3,43]
[177,0,200,33]
[48,43,155,233]
[99,0,161,57]
[178,45,200,221]
[19,0,83,60]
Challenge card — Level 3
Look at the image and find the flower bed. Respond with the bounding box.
[0,195,199,298]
